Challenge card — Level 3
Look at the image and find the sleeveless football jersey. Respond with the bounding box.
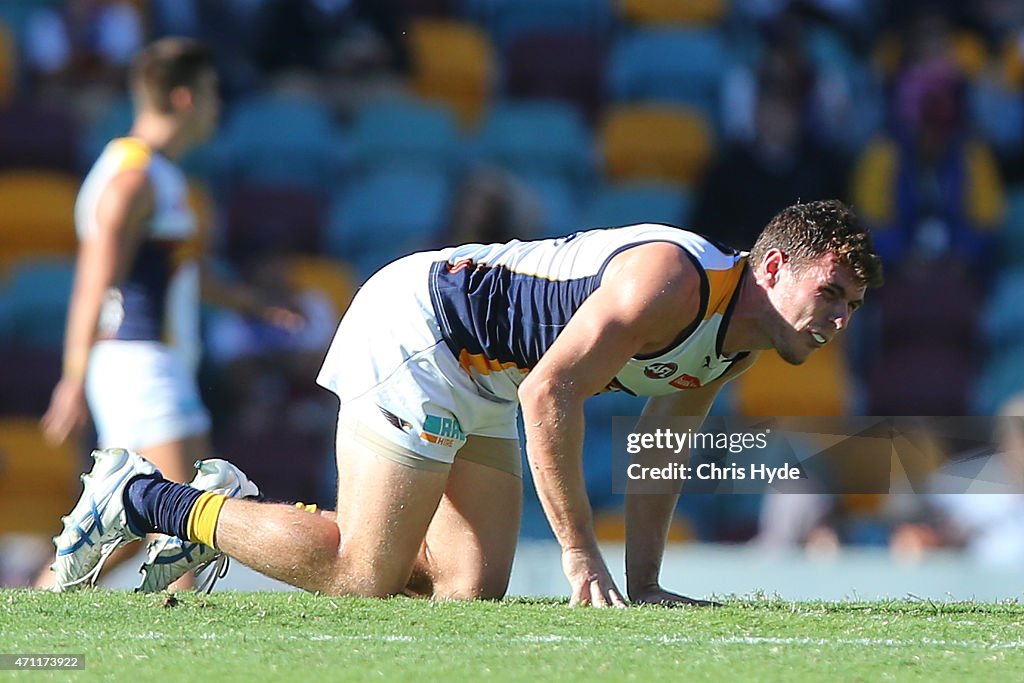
[428,224,749,400]
[75,137,200,369]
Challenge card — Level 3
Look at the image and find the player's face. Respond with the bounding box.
[763,251,865,365]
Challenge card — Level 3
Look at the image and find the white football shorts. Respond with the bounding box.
[316,250,520,466]
[86,340,211,450]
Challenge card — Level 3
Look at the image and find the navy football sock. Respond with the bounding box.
[123,475,205,540]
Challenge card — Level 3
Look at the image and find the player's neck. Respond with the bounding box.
[719,269,774,356]
[130,111,194,161]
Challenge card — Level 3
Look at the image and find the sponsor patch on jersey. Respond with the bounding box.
[420,414,465,448]
[643,362,679,379]
[669,373,703,390]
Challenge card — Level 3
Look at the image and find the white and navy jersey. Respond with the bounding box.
[428,224,749,400]
[75,137,201,369]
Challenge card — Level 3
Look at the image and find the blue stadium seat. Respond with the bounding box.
[1,257,74,349]
[971,348,1024,415]
[475,100,594,191]
[324,169,453,280]
[581,391,647,509]
[78,97,134,171]
[215,95,347,191]
[350,98,463,176]
[1001,185,1024,267]
[463,0,612,47]
[516,172,579,237]
[980,267,1024,349]
[606,27,726,117]
[581,183,692,228]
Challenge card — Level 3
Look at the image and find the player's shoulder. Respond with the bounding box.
[101,137,155,173]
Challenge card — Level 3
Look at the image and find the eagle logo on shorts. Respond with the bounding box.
[378,406,412,431]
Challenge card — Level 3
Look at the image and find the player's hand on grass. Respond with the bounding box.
[41,376,89,446]
[562,547,628,608]
[628,584,722,607]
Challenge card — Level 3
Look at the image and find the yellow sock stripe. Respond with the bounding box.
[294,501,318,514]
[186,492,228,548]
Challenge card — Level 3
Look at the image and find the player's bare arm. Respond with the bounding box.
[517,242,703,607]
[41,170,153,445]
[625,352,758,607]
[199,260,304,331]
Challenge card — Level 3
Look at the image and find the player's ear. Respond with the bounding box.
[762,248,787,287]
[169,85,195,113]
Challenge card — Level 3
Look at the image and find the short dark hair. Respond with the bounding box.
[750,200,884,289]
[129,37,213,113]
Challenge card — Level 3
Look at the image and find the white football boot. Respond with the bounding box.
[51,448,160,592]
[136,458,260,593]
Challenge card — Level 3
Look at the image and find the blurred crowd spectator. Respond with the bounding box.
[2,0,1024,582]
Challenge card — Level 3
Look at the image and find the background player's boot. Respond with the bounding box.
[136,458,260,593]
[51,448,160,591]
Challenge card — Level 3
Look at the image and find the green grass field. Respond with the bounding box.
[2,591,1023,681]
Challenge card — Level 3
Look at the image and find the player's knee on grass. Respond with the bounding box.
[431,567,510,601]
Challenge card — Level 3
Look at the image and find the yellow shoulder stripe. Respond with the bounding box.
[110,137,153,174]
[703,258,746,319]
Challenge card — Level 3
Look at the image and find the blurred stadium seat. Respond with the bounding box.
[0,344,61,417]
[215,95,347,192]
[215,426,328,505]
[397,0,459,19]
[284,255,358,316]
[464,0,612,47]
[0,102,78,172]
[225,183,327,260]
[0,170,78,270]
[0,257,74,349]
[868,259,980,416]
[78,96,134,170]
[735,343,851,417]
[503,30,606,123]
[1000,186,1024,267]
[408,18,496,128]
[323,169,453,279]
[980,267,1024,349]
[515,172,579,237]
[618,0,728,25]
[0,417,78,535]
[600,104,713,185]
[0,20,16,105]
[476,100,594,190]
[350,98,463,175]
[581,182,691,228]
[972,347,1024,415]
[606,27,726,117]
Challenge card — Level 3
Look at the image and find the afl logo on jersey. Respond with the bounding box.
[643,362,678,379]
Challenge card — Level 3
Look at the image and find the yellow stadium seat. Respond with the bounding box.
[619,0,728,25]
[0,418,80,535]
[0,20,15,105]
[600,105,713,185]
[594,510,693,543]
[0,170,80,272]
[734,341,851,417]
[872,30,992,81]
[1003,36,1024,89]
[284,256,358,316]
[408,19,496,129]
[952,30,990,79]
